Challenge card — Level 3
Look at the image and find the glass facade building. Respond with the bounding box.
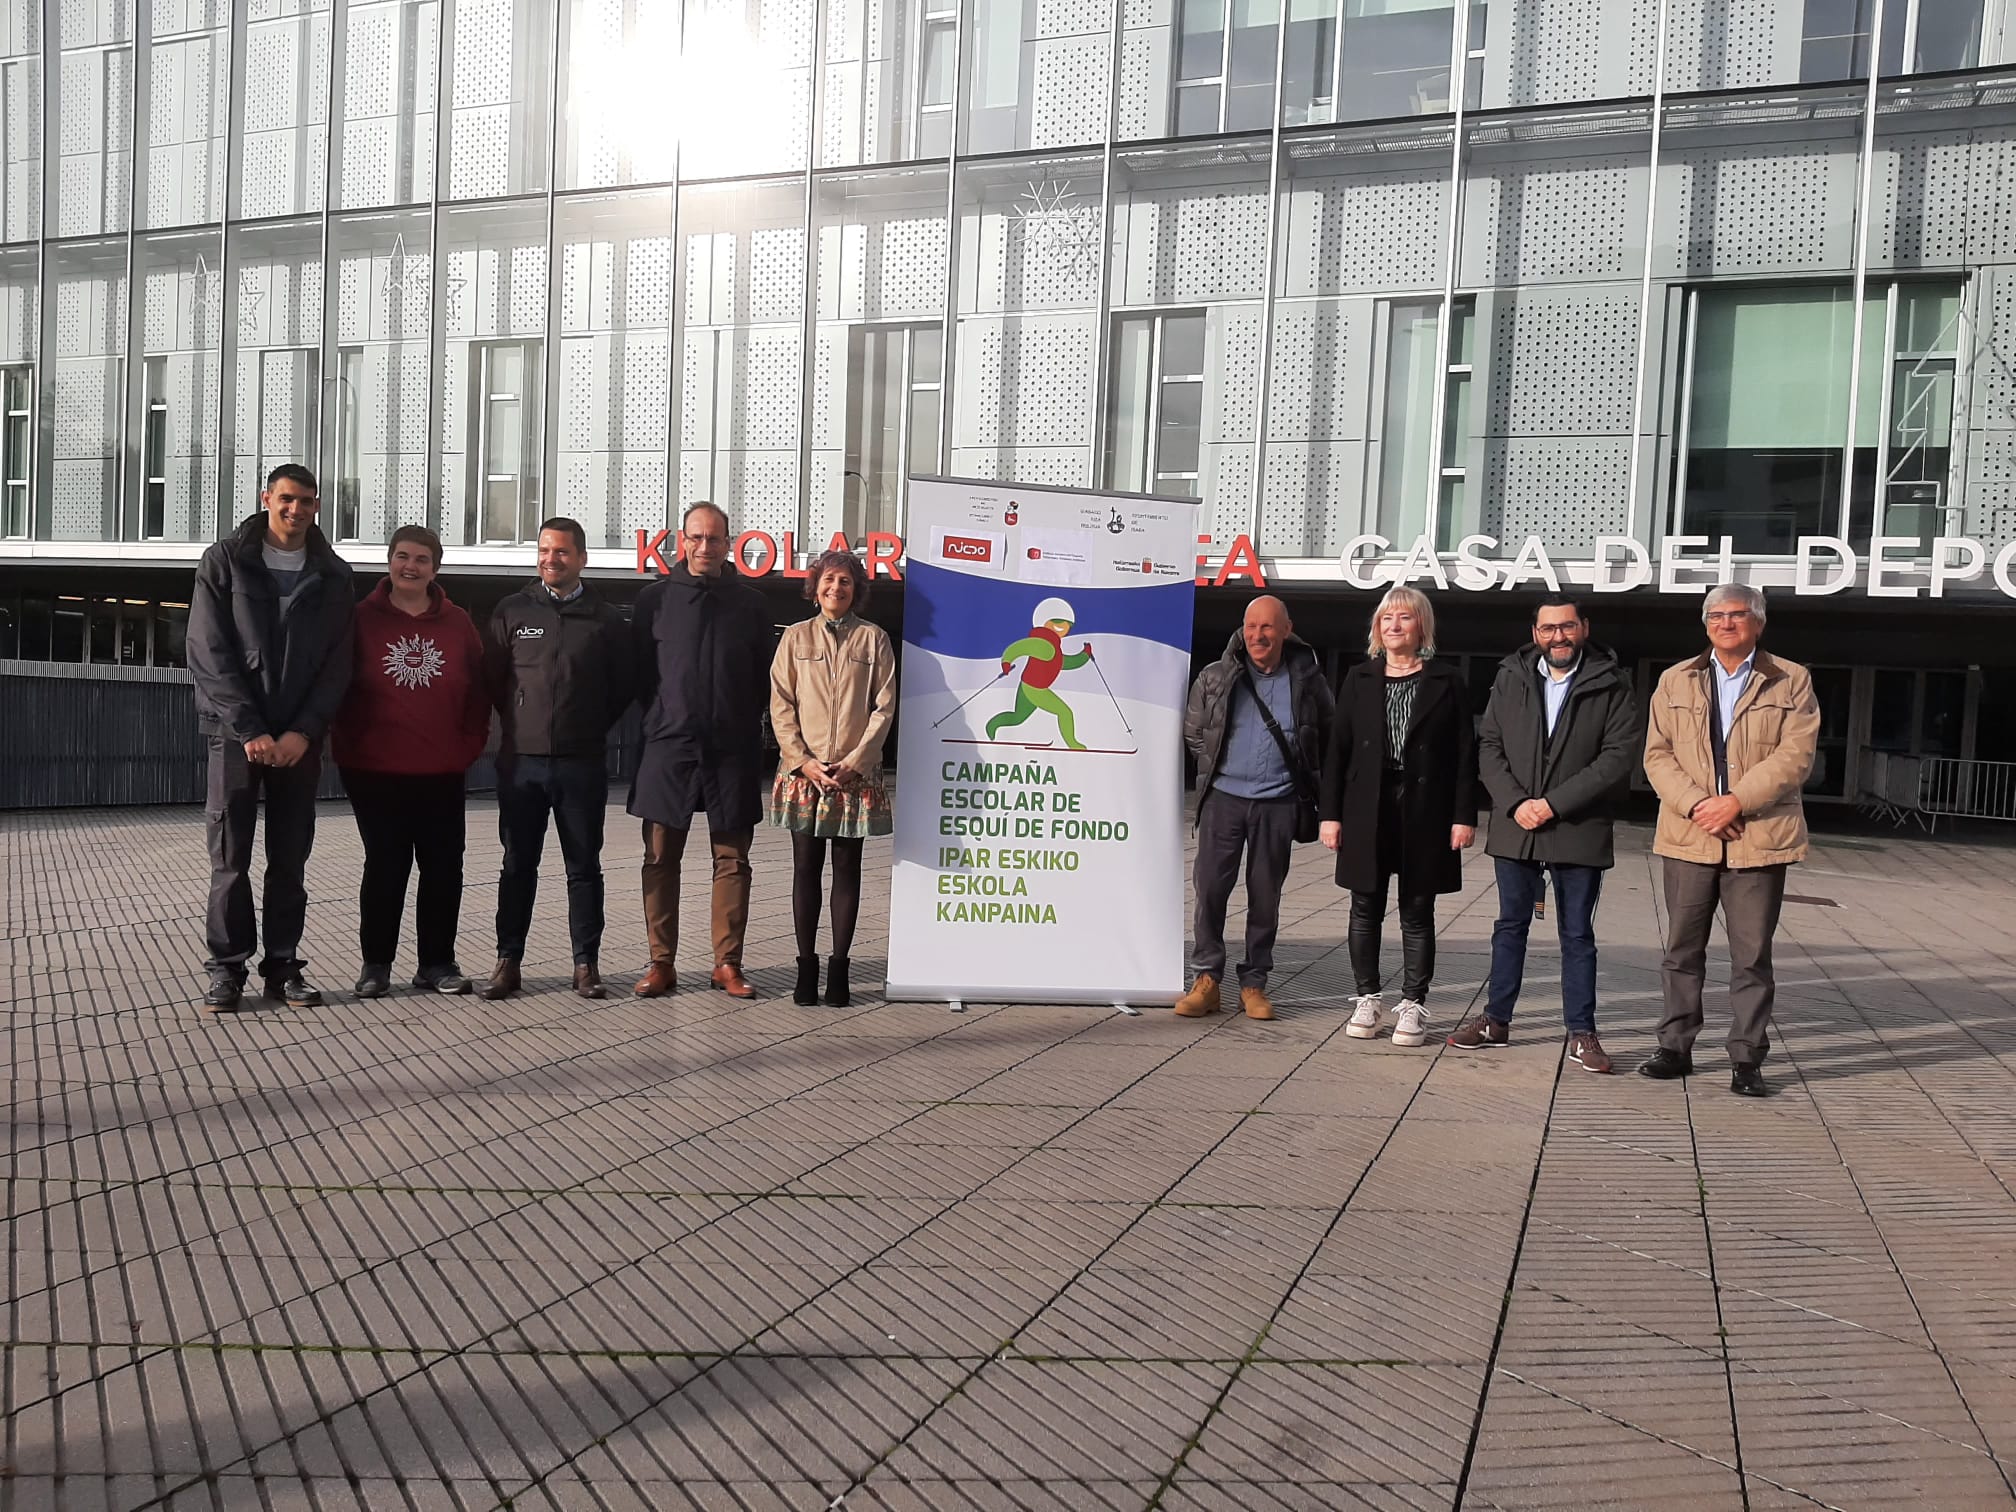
[0,0,2010,577]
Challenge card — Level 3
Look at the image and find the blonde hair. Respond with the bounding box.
[1366,585,1437,659]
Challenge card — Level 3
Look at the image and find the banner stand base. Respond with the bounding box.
[948,999,966,1013]
[1112,1002,1140,1017]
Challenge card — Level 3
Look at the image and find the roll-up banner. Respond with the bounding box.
[885,477,1202,1007]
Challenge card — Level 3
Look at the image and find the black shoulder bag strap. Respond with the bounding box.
[1240,666,1320,841]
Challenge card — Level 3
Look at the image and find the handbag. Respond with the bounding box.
[1240,666,1320,844]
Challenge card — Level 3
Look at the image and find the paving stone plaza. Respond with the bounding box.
[5,796,2016,1510]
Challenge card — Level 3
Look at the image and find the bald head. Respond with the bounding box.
[1243,595,1292,673]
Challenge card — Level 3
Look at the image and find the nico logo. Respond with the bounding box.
[942,534,993,562]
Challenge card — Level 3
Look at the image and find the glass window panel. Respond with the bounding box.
[88,599,117,664]
[1377,299,1438,544]
[1282,10,1336,125]
[438,201,547,544]
[230,218,323,515]
[47,238,128,542]
[1175,83,1222,135]
[844,326,901,538]
[679,175,805,530]
[329,208,432,545]
[677,2,811,180]
[558,0,670,188]
[340,0,441,207]
[132,229,223,541]
[1897,283,1961,353]
[922,22,954,106]
[144,29,228,227]
[51,598,84,661]
[1441,370,1470,464]
[1105,316,1154,494]
[1339,0,1456,121]
[1161,313,1207,377]
[484,389,521,474]
[908,385,940,481]
[1890,361,1954,451]
[1156,379,1203,475]
[483,477,518,541]
[154,601,189,667]
[236,5,331,220]
[554,188,672,548]
[1690,287,1862,450]
[1870,668,1914,752]
[446,0,553,198]
[1922,669,1966,757]
[1914,0,1983,70]
[116,601,146,664]
[912,325,943,385]
[1178,0,1226,80]
[1436,474,1470,552]
[0,11,42,241]
[1449,298,1474,365]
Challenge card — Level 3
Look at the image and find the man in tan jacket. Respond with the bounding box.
[1640,583,1820,1097]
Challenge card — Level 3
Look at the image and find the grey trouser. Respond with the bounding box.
[1192,792,1299,988]
[1658,856,1789,1066]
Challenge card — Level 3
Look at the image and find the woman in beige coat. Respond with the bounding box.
[769,549,898,1006]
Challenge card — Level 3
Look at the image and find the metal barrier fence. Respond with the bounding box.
[0,660,642,810]
[1919,755,2016,830]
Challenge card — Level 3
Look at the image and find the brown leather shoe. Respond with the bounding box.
[573,964,607,1000]
[1173,973,1219,1017]
[481,957,520,1000]
[710,962,757,999]
[1240,985,1276,1021]
[633,962,676,998]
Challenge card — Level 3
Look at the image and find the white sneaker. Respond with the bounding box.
[1391,999,1431,1047]
[1345,993,1384,1039]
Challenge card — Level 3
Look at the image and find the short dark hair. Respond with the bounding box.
[804,548,870,608]
[388,524,442,566]
[265,463,317,494]
[538,516,587,552]
[682,501,730,537]
[1533,594,1583,624]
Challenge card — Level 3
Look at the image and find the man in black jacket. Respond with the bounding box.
[627,502,775,1000]
[186,464,355,1012]
[1452,595,1640,1071]
[482,516,634,1001]
[1176,596,1334,1021]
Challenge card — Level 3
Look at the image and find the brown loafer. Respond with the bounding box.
[633,962,676,998]
[481,957,520,1001]
[573,964,607,1000]
[710,963,757,999]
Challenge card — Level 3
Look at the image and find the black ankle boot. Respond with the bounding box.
[824,956,851,1007]
[793,955,820,1006]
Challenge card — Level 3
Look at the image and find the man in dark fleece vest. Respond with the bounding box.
[186,464,355,1013]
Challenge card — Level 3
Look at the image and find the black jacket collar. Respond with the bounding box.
[227,512,343,573]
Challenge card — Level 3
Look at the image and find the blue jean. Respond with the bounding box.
[1486,858,1602,1034]
[495,755,608,966]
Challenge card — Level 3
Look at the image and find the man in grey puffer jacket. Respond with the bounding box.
[1178,596,1334,1021]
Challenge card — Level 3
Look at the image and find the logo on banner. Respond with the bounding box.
[942,534,994,562]
[1004,504,1019,526]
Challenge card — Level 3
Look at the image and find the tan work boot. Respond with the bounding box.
[1173,974,1220,1017]
[1241,985,1276,1021]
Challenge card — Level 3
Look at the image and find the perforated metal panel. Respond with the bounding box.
[1280,172,1446,297]
[1116,30,1158,142]
[1872,129,1972,269]
[1262,441,1366,559]
[1659,147,1857,277]
[1117,185,1268,304]
[1660,0,1796,93]
[1210,304,1262,444]
[1969,431,2016,545]
[1484,289,1637,436]
[848,213,948,321]
[1483,437,1630,551]
[727,325,802,451]
[1966,130,2016,263]
[1031,36,1111,151]
[1203,443,1250,541]
[953,312,1094,449]
[748,226,806,322]
[1493,0,1655,108]
[1465,156,1640,284]
[1266,299,1370,443]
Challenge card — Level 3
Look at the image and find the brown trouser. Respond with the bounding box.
[1658,856,1788,1067]
[640,821,753,969]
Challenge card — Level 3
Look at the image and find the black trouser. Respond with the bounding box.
[495,755,607,967]
[204,734,322,981]
[1348,885,1437,1002]
[1349,769,1436,1001]
[1191,791,1298,988]
[341,768,467,972]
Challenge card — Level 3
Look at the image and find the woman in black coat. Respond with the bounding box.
[1318,587,1477,1047]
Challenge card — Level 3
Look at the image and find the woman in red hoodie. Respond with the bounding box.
[332,525,491,998]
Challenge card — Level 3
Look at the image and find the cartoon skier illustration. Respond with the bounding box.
[986,596,1094,751]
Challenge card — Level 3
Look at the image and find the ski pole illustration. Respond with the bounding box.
[1088,653,1132,735]
[933,668,1010,729]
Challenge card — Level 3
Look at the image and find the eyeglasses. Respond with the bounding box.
[1705,610,1753,625]
[684,533,729,549]
[1534,623,1580,639]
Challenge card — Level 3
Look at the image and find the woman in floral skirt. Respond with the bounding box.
[769,549,897,1006]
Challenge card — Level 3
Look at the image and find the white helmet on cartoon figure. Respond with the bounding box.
[1033,596,1075,627]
